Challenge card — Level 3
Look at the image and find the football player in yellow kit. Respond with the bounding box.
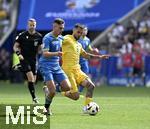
[61,23,109,113]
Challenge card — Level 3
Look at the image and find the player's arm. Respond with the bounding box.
[37,33,44,54]
[81,47,109,59]
[87,45,100,55]
[42,51,62,57]
[13,33,24,60]
[42,37,62,57]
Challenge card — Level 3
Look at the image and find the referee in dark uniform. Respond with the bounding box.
[13,18,42,103]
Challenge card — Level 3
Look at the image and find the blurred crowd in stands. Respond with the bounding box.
[88,6,150,86]
[0,48,10,81]
[0,0,11,39]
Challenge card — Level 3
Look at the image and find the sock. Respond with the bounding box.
[61,92,66,96]
[28,82,36,100]
[56,83,61,92]
[84,97,92,106]
[45,96,52,109]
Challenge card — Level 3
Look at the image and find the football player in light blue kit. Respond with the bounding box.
[39,18,71,115]
[78,26,99,92]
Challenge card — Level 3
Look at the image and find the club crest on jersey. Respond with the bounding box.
[34,40,38,46]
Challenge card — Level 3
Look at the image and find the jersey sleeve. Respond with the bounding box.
[15,33,23,44]
[80,44,87,56]
[87,39,92,51]
[42,37,50,52]
[38,34,43,45]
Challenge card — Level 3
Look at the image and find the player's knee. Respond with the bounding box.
[49,91,56,97]
[88,82,95,91]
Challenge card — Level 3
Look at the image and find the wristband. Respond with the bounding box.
[16,50,21,56]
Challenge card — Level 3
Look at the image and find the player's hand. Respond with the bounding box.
[18,54,24,60]
[57,51,63,56]
[99,54,110,59]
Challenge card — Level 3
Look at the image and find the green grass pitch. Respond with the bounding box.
[0,81,150,129]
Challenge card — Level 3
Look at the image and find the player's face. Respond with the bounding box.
[82,28,88,36]
[53,23,64,35]
[28,21,36,32]
[73,27,83,40]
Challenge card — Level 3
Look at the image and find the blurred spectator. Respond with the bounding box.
[89,57,101,85]
[0,48,10,81]
[121,50,133,86]
[120,36,132,54]
[0,0,11,39]
[131,47,144,86]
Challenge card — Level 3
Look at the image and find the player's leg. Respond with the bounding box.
[44,80,56,115]
[39,65,55,115]
[75,69,95,112]
[61,71,80,100]
[26,71,36,97]
[20,60,38,103]
[79,62,89,92]
[27,62,39,103]
[54,70,80,100]
[80,78,95,113]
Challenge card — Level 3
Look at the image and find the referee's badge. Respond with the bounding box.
[34,41,38,46]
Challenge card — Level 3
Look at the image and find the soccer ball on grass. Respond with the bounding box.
[86,102,100,116]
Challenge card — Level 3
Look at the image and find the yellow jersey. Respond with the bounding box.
[62,35,86,70]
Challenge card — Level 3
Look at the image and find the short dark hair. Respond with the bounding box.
[54,18,65,25]
[28,18,36,22]
[74,23,84,29]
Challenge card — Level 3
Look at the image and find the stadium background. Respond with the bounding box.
[0,1,150,129]
[0,0,150,87]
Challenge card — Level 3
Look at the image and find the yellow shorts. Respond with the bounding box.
[63,68,88,93]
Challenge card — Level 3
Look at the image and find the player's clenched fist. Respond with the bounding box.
[18,54,24,60]
[57,51,63,56]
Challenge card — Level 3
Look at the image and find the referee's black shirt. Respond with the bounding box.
[15,31,42,62]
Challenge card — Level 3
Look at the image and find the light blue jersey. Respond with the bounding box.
[38,32,67,82]
[78,36,91,74]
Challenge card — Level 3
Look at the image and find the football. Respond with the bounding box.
[87,102,100,116]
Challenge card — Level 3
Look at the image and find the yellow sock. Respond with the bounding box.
[84,97,92,106]
[61,92,66,96]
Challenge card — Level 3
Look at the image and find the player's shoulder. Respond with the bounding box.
[84,36,90,41]
[58,35,64,40]
[42,33,51,43]
[17,31,27,37]
[63,35,73,41]
[63,34,72,39]
[15,31,27,40]
[35,31,43,37]
[43,33,52,39]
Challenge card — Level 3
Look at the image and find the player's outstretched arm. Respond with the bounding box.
[81,52,110,60]
[42,51,63,57]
